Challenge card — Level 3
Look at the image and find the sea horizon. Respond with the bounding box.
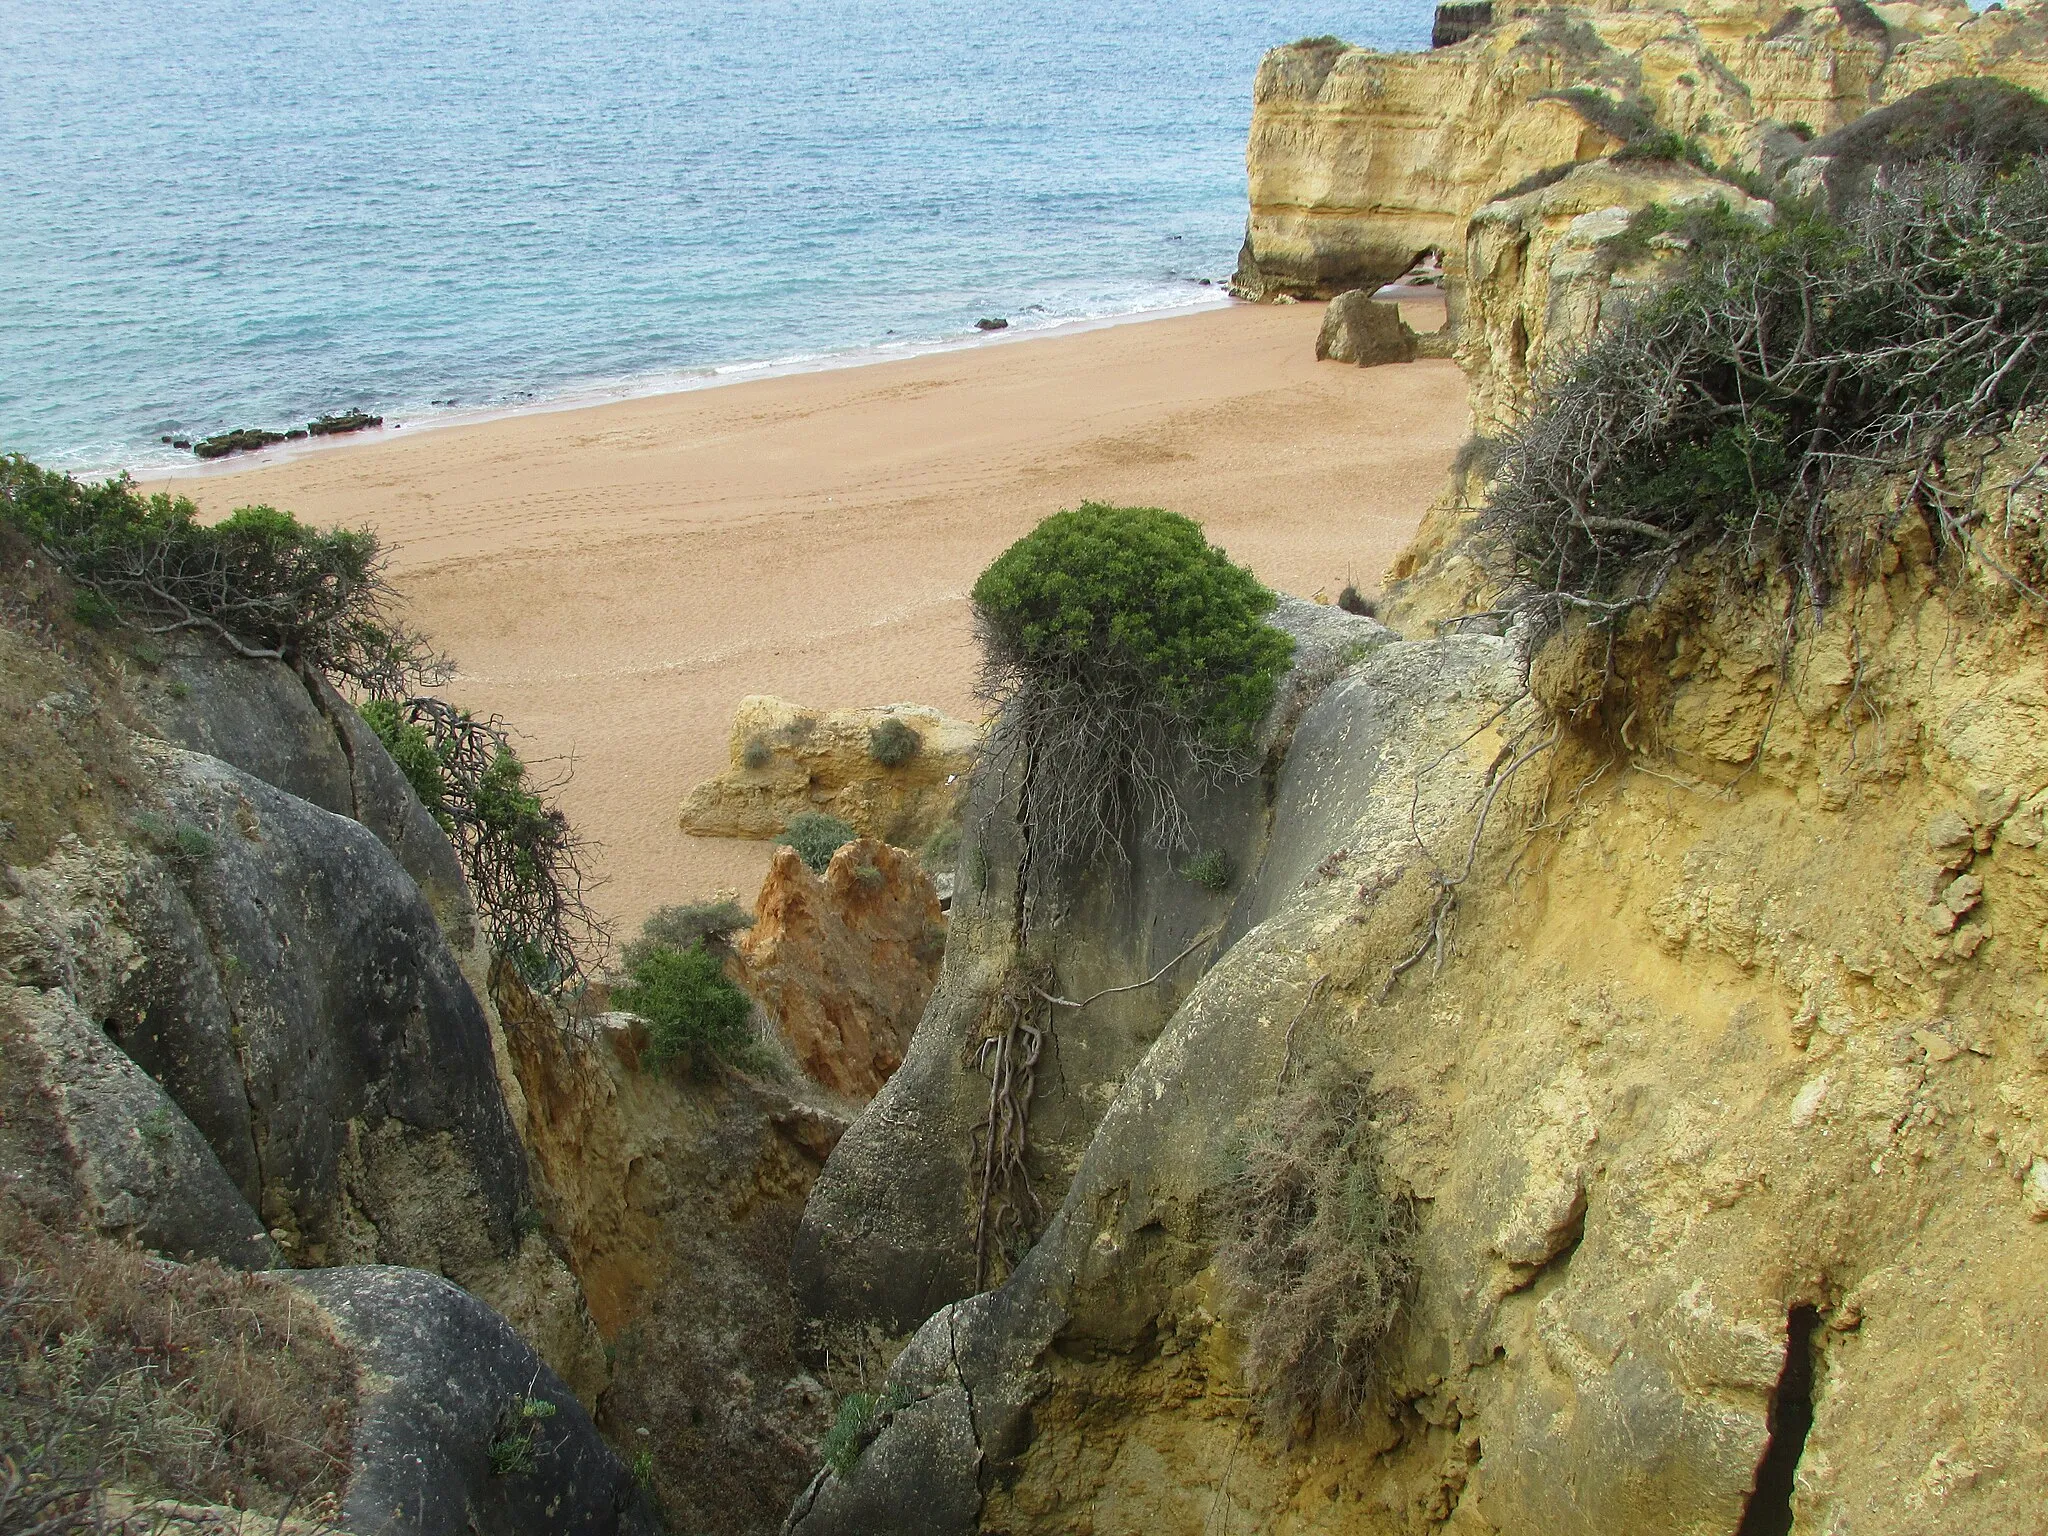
[1,0,1437,479]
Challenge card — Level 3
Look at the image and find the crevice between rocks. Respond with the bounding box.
[1734,1304,1820,1536]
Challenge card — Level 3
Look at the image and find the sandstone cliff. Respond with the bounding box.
[784,433,2048,1535]
[1235,0,2048,313]
[679,695,979,851]
[732,838,949,1101]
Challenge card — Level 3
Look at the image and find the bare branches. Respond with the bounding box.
[388,697,608,989]
[1485,157,2048,634]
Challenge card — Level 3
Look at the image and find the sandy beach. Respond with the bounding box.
[153,300,1468,933]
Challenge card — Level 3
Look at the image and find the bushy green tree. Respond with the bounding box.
[970,503,1293,891]
[0,458,442,697]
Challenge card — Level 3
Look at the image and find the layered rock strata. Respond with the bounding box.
[1234,0,2048,311]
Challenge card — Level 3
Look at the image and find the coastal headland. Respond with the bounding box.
[151,299,1466,926]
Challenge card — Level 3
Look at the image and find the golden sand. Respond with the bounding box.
[156,300,1467,929]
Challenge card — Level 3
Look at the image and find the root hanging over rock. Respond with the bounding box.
[969,960,1055,1289]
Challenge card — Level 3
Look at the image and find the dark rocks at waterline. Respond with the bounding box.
[187,409,384,460]
[974,317,1008,332]
[308,409,383,437]
[192,428,288,460]
[160,435,192,450]
[1432,0,1493,47]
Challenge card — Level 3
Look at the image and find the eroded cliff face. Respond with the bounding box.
[733,838,948,1101]
[783,437,2048,1531]
[1234,0,2048,306]
[494,967,850,1535]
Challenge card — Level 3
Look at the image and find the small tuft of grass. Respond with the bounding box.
[741,735,774,771]
[486,1395,557,1478]
[1182,849,1232,893]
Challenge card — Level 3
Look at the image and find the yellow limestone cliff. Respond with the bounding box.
[1234,0,2048,309]
[787,428,2048,1536]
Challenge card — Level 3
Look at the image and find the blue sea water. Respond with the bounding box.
[0,0,1435,474]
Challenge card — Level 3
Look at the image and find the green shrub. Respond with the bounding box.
[360,698,446,821]
[0,458,443,698]
[970,503,1293,882]
[741,734,775,770]
[776,810,857,873]
[1182,849,1232,892]
[359,697,604,991]
[623,900,753,970]
[613,941,756,1073]
[868,717,922,767]
[1214,1063,1415,1426]
[1486,153,2048,628]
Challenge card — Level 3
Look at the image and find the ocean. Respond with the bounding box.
[0,0,1434,475]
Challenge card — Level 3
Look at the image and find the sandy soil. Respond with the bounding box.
[155,300,1468,933]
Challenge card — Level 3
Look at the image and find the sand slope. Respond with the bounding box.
[157,301,1467,930]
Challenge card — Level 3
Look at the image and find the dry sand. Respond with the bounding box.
[155,300,1468,932]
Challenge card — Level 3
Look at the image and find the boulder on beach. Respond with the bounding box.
[1315,290,1419,367]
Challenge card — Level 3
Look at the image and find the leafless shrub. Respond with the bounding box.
[1485,156,2048,637]
[1214,1064,1415,1429]
[385,696,608,989]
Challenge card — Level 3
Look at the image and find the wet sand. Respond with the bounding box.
[156,299,1467,931]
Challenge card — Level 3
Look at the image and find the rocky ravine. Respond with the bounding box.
[0,562,860,1534]
[784,451,2048,1536]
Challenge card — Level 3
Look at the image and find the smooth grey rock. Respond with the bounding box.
[791,598,1391,1341]
[1316,291,1420,366]
[138,639,475,942]
[786,630,1529,1534]
[5,984,277,1267]
[289,1267,658,1536]
[143,744,527,1272]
